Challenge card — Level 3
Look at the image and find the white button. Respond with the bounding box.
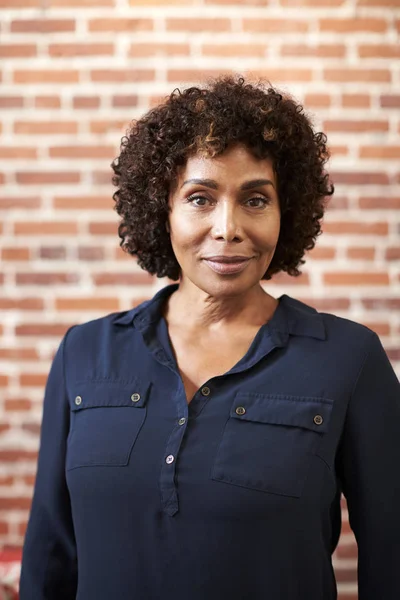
[313,415,323,425]
[166,455,174,464]
[178,418,186,425]
[74,395,82,406]
[131,393,140,403]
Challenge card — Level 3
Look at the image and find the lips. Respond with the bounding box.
[203,256,251,263]
[203,257,252,275]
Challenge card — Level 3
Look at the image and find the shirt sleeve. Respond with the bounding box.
[19,328,78,599]
[336,330,400,599]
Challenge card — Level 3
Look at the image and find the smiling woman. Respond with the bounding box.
[19,74,400,600]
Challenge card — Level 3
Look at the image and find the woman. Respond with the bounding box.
[20,74,400,599]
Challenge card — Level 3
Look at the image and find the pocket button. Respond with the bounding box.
[313,414,323,425]
[235,406,246,416]
[131,393,141,403]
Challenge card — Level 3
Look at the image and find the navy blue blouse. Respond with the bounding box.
[20,283,400,599]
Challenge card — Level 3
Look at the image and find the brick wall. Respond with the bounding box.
[0,0,399,597]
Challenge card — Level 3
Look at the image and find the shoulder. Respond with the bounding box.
[285,294,378,350]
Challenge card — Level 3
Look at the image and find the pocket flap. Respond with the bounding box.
[231,393,333,433]
[70,379,151,411]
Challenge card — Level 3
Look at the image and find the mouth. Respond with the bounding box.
[203,257,252,275]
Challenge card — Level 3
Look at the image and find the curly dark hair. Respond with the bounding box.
[111,73,334,281]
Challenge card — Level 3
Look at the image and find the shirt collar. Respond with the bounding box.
[114,283,326,341]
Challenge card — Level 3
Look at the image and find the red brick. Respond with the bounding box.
[342,94,370,108]
[0,96,24,108]
[14,121,77,135]
[0,0,40,6]
[14,221,78,235]
[0,298,44,310]
[35,96,61,109]
[304,93,331,108]
[166,18,231,32]
[93,272,153,286]
[358,44,400,59]
[359,321,390,336]
[0,497,32,510]
[385,247,400,261]
[91,170,114,185]
[323,221,388,235]
[324,68,391,83]
[357,0,399,5]
[13,70,79,84]
[0,348,38,361]
[111,95,139,108]
[129,43,190,58]
[0,44,37,58]
[19,373,47,387]
[49,0,113,5]
[55,297,119,311]
[49,146,114,159]
[16,272,79,285]
[361,297,400,311]
[88,222,118,235]
[73,96,100,109]
[0,450,37,462]
[90,69,154,82]
[334,567,357,583]
[90,120,128,135]
[78,246,105,261]
[359,197,400,209]
[243,18,309,32]
[0,147,37,160]
[88,18,153,32]
[0,376,9,387]
[324,272,389,286]
[39,246,67,260]
[319,18,387,33]
[202,43,266,58]
[327,120,389,133]
[307,246,336,260]
[347,247,376,260]
[16,172,80,185]
[360,146,400,160]
[169,68,312,83]
[10,19,76,33]
[330,172,389,185]
[15,323,72,336]
[1,247,30,261]
[281,44,345,58]
[0,196,40,209]
[54,196,112,210]
[380,95,400,108]
[48,43,114,57]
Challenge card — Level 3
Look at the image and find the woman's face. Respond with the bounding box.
[167,142,281,296]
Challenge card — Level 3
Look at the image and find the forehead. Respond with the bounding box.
[176,144,275,183]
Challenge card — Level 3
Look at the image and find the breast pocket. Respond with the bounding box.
[66,379,151,471]
[211,392,333,498]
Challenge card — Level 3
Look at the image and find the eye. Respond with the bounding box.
[186,194,210,207]
[186,195,271,208]
[246,196,271,208]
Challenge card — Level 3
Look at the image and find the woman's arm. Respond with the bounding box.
[337,330,400,599]
[19,328,78,599]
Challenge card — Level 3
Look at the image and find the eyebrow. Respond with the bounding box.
[180,178,275,191]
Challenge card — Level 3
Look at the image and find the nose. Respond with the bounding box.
[210,199,243,242]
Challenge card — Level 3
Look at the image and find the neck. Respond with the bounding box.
[164,279,276,333]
